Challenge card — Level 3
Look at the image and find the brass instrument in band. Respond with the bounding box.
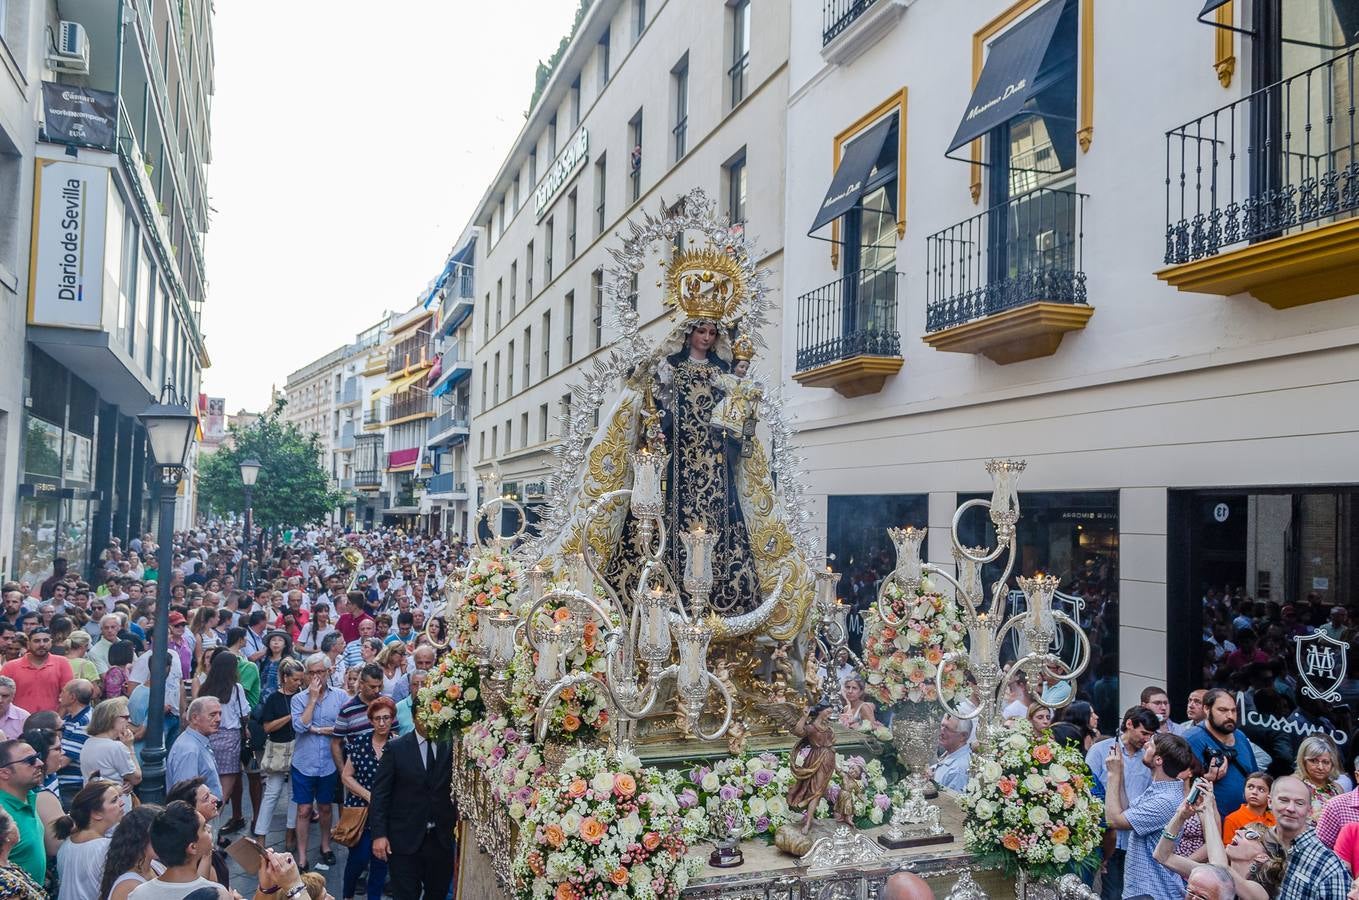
[341,547,364,594]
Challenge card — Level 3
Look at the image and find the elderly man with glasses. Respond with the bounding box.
[0,739,49,884]
[165,697,224,802]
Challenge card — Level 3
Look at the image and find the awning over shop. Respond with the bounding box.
[808,114,896,235]
[387,447,420,472]
[946,0,1067,155]
[1198,0,1359,48]
[372,369,426,401]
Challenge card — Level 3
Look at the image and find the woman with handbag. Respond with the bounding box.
[336,696,395,900]
[255,658,303,851]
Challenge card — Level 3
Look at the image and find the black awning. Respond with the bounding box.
[1199,0,1230,15]
[946,0,1067,155]
[1199,0,1359,46]
[809,114,895,235]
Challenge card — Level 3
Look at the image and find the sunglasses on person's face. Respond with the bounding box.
[1238,828,1266,843]
[0,754,41,768]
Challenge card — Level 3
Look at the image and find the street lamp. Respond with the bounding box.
[239,457,261,589]
[136,385,198,805]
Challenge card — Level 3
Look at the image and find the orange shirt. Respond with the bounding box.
[1222,804,1276,844]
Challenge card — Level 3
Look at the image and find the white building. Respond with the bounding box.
[422,231,477,540]
[468,0,788,528]
[784,0,1359,723]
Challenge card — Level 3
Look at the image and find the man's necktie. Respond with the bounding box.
[425,739,436,772]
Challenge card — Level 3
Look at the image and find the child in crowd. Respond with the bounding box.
[1223,771,1275,843]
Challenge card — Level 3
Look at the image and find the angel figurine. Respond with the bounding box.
[834,760,865,825]
[787,703,837,833]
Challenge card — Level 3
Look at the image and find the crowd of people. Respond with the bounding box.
[0,522,472,900]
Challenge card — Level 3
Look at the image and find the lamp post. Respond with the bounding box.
[238,457,261,588]
[136,385,198,805]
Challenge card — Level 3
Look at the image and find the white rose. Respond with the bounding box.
[1024,774,1047,794]
[748,797,767,817]
[618,813,643,838]
[1028,807,1050,826]
[1048,764,1070,783]
[508,801,526,820]
[617,750,642,771]
[561,811,582,834]
[1007,734,1028,751]
[701,772,720,792]
[464,687,478,702]
[1052,845,1071,863]
[592,772,616,794]
[981,761,1004,782]
[766,796,788,817]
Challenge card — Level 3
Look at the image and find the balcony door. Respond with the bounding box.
[839,124,898,354]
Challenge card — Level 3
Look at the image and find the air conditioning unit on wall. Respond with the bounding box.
[49,21,90,75]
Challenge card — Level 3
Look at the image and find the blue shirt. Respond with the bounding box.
[1123,780,1186,900]
[933,744,972,792]
[395,697,415,736]
[165,727,223,799]
[1183,727,1258,819]
[290,686,347,777]
[59,705,91,788]
[1087,736,1154,850]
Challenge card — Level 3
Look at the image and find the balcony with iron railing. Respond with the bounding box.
[820,0,908,64]
[427,404,471,446]
[339,477,354,491]
[387,330,434,375]
[440,271,476,334]
[363,406,384,428]
[427,472,469,497]
[792,268,903,397]
[385,391,434,423]
[1158,44,1359,308]
[924,186,1092,365]
[355,468,382,488]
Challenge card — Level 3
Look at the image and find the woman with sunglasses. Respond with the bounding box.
[54,779,124,900]
[79,698,142,812]
[1153,779,1286,900]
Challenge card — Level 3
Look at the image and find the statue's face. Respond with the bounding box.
[689,323,718,352]
[732,359,750,376]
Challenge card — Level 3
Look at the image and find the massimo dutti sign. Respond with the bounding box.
[29,159,111,329]
[41,83,118,150]
[535,128,589,218]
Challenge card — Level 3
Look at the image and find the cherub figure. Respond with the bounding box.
[834,760,865,825]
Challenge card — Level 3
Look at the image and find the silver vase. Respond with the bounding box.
[890,701,944,798]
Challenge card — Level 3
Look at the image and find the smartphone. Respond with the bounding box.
[1187,784,1202,807]
[225,835,266,874]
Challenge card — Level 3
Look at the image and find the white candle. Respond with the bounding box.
[640,588,672,663]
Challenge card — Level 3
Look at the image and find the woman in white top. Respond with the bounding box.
[79,698,142,812]
[296,603,336,655]
[55,779,124,900]
[97,806,163,900]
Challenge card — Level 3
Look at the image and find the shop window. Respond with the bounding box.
[826,493,929,654]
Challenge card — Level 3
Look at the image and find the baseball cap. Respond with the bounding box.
[168,612,187,625]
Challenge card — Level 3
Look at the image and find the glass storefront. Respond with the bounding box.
[826,493,928,653]
[1172,488,1359,772]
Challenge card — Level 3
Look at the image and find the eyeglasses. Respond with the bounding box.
[1238,828,1265,843]
[0,754,42,768]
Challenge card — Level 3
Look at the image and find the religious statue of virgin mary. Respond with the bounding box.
[530,190,818,643]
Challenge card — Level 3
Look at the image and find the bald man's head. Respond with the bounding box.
[882,872,933,900]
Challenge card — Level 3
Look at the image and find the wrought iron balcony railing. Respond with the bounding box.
[926,186,1087,332]
[1165,44,1359,266]
[823,0,884,45]
[795,268,902,372]
[363,408,383,427]
[428,472,469,495]
[386,391,433,422]
[427,405,470,441]
[387,331,434,374]
[355,468,381,487]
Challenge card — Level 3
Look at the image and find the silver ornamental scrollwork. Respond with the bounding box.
[798,825,888,871]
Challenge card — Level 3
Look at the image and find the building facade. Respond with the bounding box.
[423,231,477,540]
[12,0,213,583]
[469,0,788,531]
[367,306,437,530]
[784,0,1359,724]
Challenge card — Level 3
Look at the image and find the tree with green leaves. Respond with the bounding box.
[528,0,593,115]
[196,398,342,528]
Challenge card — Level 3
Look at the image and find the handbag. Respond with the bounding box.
[259,738,295,775]
[330,805,368,848]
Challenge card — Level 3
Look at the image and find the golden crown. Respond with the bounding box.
[664,244,746,326]
[732,333,755,361]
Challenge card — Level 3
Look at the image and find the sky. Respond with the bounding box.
[200,1,582,411]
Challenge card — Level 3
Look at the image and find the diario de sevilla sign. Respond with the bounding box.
[534,128,589,219]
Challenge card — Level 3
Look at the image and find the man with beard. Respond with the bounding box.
[1,629,72,713]
[1272,775,1348,900]
[1184,689,1260,819]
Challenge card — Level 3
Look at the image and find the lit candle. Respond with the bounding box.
[639,587,672,665]
[888,526,926,587]
[680,524,715,593]
[675,622,712,700]
[534,625,569,690]
[526,565,547,606]
[969,614,995,662]
[487,611,520,673]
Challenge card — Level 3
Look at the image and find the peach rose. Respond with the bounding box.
[579,817,607,844]
[610,868,630,887]
[1051,825,1070,844]
[468,610,479,627]
[614,773,637,798]
[543,823,566,848]
[1032,745,1053,764]
[1002,833,1022,852]
[642,831,662,851]
[447,684,462,700]
[567,778,588,798]
[562,713,582,733]
[553,607,573,623]
[998,777,1016,796]
[555,884,578,900]
[925,648,943,665]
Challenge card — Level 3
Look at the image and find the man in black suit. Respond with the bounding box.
[369,699,457,900]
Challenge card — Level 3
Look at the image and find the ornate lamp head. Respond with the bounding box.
[887,526,927,590]
[985,459,1026,539]
[628,448,667,519]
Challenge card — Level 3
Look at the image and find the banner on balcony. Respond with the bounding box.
[42,83,118,150]
[946,0,1067,155]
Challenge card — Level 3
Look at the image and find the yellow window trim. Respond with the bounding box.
[968,0,1094,204]
[1215,2,1235,87]
[830,87,908,270]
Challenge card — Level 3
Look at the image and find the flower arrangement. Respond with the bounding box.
[511,748,700,900]
[674,752,795,841]
[463,714,547,821]
[455,549,525,647]
[416,649,483,743]
[960,719,1103,879]
[860,580,967,705]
